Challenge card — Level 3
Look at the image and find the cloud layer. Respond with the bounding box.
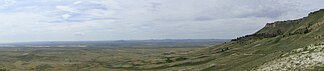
[0,0,324,43]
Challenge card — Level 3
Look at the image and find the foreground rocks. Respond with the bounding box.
[254,43,324,71]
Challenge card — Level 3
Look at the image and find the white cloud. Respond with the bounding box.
[56,5,79,13]
[1,0,324,43]
[0,0,16,7]
[62,14,72,19]
[73,1,83,5]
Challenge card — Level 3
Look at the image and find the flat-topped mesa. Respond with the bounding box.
[259,19,302,33]
[231,19,302,41]
[264,19,303,28]
[258,9,324,35]
[308,9,324,16]
[231,9,324,42]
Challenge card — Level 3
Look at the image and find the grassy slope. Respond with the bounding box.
[199,9,324,71]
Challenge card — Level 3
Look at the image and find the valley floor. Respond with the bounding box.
[0,47,199,71]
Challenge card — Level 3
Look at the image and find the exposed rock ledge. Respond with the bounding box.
[253,43,324,71]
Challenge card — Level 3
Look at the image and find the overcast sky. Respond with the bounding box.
[0,0,324,43]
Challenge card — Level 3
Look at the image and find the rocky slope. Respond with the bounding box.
[254,43,324,71]
[199,9,324,71]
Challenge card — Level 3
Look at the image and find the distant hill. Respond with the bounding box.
[0,39,229,48]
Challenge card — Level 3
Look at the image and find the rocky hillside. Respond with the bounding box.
[198,9,324,71]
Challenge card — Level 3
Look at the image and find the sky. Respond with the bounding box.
[0,0,324,43]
